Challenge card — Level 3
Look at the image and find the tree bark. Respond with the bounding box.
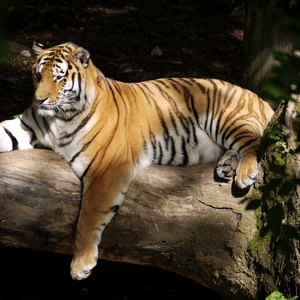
[248,101,300,298]
[242,0,292,97]
[0,149,258,300]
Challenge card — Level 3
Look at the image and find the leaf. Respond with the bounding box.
[265,291,286,300]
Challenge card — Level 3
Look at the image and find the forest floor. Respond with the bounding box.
[0,0,244,299]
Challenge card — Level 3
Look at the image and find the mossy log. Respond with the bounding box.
[0,149,258,300]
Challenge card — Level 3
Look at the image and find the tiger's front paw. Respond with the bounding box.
[216,150,239,180]
[70,248,98,280]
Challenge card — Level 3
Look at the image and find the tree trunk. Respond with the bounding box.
[242,0,292,97]
[0,149,258,300]
[247,101,300,298]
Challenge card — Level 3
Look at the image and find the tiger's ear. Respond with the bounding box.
[74,47,90,68]
[32,42,45,56]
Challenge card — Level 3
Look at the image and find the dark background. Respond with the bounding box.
[0,1,243,299]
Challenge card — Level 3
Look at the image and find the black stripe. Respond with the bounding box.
[136,83,153,106]
[224,124,249,143]
[150,131,157,161]
[215,113,222,143]
[204,88,211,130]
[153,101,170,143]
[181,137,188,165]
[31,109,44,135]
[112,81,128,114]
[3,127,18,150]
[168,110,179,136]
[157,142,163,164]
[63,72,76,92]
[230,137,258,153]
[58,99,99,146]
[19,118,38,146]
[166,78,182,94]
[79,155,96,181]
[77,71,82,100]
[209,80,218,135]
[167,137,176,165]
[177,78,194,87]
[108,82,120,119]
[77,122,119,182]
[188,117,198,145]
[189,94,200,127]
[68,122,106,164]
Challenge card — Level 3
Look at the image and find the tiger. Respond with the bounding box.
[0,42,274,280]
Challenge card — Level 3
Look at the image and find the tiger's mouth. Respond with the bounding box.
[35,98,57,107]
[34,98,62,114]
[35,95,83,117]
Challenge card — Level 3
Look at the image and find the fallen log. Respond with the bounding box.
[0,149,258,300]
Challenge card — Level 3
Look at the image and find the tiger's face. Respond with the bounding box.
[32,42,91,118]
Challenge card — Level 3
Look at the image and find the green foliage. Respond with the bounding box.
[266,291,298,300]
[264,52,300,103]
[263,123,290,154]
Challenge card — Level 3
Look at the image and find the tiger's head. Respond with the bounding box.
[32,42,96,119]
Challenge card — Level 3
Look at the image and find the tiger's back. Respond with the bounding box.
[105,77,274,168]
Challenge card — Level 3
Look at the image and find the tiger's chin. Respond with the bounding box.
[37,107,59,117]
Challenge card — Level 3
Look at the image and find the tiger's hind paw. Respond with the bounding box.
[234,159,258,189]
[216,150,239,180]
